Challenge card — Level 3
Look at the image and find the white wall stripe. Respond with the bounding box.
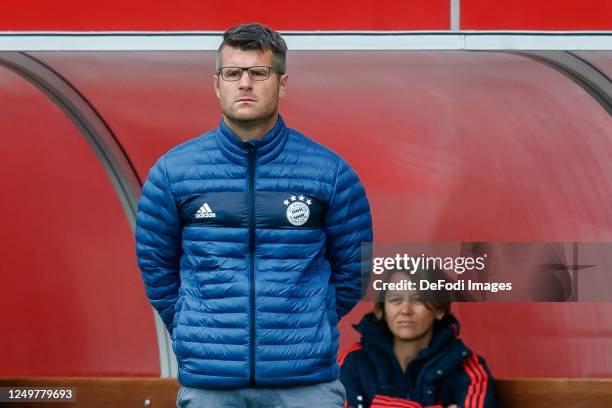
[450,0,461,32]
[0,32,610,51]
[465,34,612,50]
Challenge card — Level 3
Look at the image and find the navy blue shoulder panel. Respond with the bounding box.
[179,191,327,230]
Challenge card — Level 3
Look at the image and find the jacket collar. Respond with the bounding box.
[216,114,288,165]
[355,312,461,361]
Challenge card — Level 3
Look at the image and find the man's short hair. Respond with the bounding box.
[216,23,288,75]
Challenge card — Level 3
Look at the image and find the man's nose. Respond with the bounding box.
[238,70,253,89]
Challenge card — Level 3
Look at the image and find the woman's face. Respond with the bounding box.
[383,273,444,342]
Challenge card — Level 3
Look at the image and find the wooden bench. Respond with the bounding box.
[1,377,611,407]
[495,378,612,407]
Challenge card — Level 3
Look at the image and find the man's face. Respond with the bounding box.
[214,46,288,125]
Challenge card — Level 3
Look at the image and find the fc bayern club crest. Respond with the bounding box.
[283,194,312,226]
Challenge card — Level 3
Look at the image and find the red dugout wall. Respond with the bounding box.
[1,0,611,31]
[462,0,612,30]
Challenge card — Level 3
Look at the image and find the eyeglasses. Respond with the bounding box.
[219,66,275,82]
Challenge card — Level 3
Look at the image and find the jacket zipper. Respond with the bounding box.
[248,144,256,386]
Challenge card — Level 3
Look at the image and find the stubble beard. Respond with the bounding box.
[223,100,279,130]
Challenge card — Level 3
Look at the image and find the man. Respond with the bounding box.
[135,23,373,407]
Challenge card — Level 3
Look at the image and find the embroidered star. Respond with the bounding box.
[290,195,296,201]
[299,195,305,201]
[306,199,312,205]
[283,200,289,205]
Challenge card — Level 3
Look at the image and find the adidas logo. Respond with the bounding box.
[195,202,216,219]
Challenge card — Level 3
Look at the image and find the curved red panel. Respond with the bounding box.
[15,51,612,378]
[0,65,159,376]
[456,303,612,377]
[0,0,449,31]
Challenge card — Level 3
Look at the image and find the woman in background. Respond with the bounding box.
[340,269,496,408]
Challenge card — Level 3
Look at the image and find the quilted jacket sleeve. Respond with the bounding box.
[135,156,182,334]
[324,159,373,320]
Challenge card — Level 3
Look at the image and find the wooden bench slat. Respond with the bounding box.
[1,377,612,407]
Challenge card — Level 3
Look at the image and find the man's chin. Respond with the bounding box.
[225,110,274,125]
[232,114,259,122]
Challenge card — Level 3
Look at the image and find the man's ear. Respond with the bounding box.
[278,74,288,98]
[213,75,220,100]
[436,311,445,320]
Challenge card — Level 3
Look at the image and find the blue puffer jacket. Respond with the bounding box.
[135,115,373,389]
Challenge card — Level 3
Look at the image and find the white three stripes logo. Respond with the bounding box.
[195,202,216,219]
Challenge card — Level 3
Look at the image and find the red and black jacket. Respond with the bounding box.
[339,313,495,408]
